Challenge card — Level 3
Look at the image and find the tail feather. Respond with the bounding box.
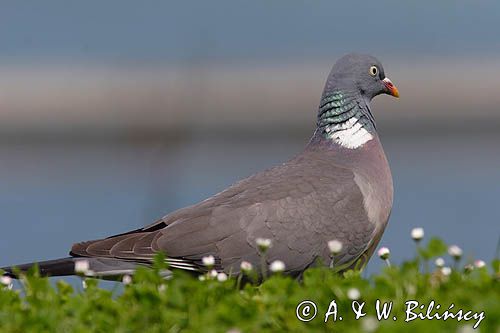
[2,257,77,277]
[1,257,152,279]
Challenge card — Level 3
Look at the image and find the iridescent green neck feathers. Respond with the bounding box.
[317,91,376,149]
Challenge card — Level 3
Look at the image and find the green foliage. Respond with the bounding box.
[418,237,448,260]
[0,239,499,333]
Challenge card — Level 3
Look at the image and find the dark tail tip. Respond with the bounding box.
[1,257,76,278]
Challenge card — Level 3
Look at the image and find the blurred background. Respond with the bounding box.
[0,1,499,282]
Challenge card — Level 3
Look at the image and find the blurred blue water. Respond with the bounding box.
[0,134,499,286]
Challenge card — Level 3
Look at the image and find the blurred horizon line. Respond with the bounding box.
[1,59,499,141]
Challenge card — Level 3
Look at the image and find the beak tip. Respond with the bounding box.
[382,77,399,98]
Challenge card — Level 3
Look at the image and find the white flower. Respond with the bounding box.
[269,260,285,273]
[441,267,452,276]
[377,247,390,260]
[464,264,474,273]
[226,329,242,333]
[1,276,13,290]
[74,260,90,274]
[122,275,132,285]
[474,259,486,268]
[217,272,228,282]
[198,275,206,281]
[327,240,343,255]
[347,288,360,300]
[202,255,215,267]
[410,227,424,241]
[361,316,379,332]
[209,269,218,278]
[434,257,445,268]
[0,275,12,286]
[456,324,476,333]
[406,284,417,296]
[158,284,166,292]
[256,238,272,252]
[448,245,463,259]
[240,261,253,272]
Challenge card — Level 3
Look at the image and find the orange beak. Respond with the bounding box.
[382,77,399,98]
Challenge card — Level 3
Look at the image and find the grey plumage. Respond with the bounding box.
[2,53,398,279]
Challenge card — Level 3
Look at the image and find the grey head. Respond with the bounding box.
[322,53,399,101]
[316,54,399,148]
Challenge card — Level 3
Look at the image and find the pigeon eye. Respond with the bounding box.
[369,66,378,77]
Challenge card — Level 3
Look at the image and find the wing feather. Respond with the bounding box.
[70,151,379,276]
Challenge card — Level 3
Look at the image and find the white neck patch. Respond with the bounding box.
[325,117,373,149]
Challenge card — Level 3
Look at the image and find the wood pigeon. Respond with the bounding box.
[2,53,399,279]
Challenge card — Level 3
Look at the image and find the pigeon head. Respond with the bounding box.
[316,54,399,148]
[323,53,399,101]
